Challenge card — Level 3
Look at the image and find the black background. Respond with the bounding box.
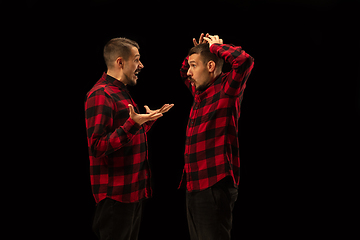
[24,0,359,239]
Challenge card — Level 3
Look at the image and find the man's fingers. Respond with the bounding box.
[161,104,174,113]
[204,35,222,47]
[208,35,216,40]
[138,103,174,124]
[143,104,174,115]
[147,110,159,117]
[194,33,207,46]
[158,103,174,113]
[148,113,163,121]
[144,105,151,113]
[158,104,166,113]
[199,33,204,44]
[128,104,135,115]
[159,104,169,113]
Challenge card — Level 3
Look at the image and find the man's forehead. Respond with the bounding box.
[188,53,200,63]
[131,46,140,57]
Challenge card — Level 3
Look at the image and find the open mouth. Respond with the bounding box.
[134,70,141,79]
[189,78,196,86]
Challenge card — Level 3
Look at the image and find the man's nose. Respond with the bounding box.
[187,68,192,76]
[139,61,144,69]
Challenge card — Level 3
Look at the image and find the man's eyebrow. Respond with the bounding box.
[189,60,196,64]
[134,54,140,58]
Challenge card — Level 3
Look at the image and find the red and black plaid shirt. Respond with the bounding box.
[85,73,154,203]
[179,43,254,192]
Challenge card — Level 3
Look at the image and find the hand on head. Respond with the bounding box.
[193,33,223,47]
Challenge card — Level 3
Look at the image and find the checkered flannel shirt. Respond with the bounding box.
[85,73,153,203]
[179,43,254,192]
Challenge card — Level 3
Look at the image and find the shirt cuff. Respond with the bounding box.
[121,117,141,137]
[209,43,221,53]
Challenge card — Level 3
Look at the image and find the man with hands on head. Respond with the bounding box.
[179,33,254,240]
[85,37,173,240]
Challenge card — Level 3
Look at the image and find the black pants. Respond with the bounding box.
[92,198,143,240]
[186,177,238,240]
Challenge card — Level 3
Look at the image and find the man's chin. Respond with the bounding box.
[126,76,137,86]
[196,84,206,91]
[128,80,137,86]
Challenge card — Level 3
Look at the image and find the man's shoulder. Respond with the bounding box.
[87,81,123,99]
[86,83,108,99]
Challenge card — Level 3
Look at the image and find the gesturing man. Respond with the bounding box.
[179,34,254,240]
[85,37,173,240]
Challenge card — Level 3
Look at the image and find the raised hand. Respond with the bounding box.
[144,104,174,114]
[203,35,223,47]
[193,33,210,46]
[128,104,163,126]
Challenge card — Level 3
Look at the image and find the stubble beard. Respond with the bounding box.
[124,73,137,86]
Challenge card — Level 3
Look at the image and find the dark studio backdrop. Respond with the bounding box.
[24,0,359,239]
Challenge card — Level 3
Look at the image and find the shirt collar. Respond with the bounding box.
[195,73,224,101]
[105,73,128,91]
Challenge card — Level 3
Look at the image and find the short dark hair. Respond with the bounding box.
[103,37,139,69]
[188,43,224,70]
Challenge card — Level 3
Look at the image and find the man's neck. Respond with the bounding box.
[207,71,222,87]
[106,70,127,85]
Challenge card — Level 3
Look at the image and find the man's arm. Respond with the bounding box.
[85,90,164,158]
[85,89,140,158]
[180,55,195,96]
[205,35,254,96]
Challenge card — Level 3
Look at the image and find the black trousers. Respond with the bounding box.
[186,177,238,240]
[92,198,143,240]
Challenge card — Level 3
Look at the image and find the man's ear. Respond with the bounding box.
[115,57,124,69]
[207,60,216,73]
